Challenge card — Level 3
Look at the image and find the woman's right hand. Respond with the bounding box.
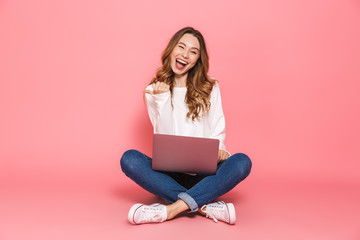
[144,82,170,95]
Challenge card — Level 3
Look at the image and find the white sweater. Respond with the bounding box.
[144,81,226,150]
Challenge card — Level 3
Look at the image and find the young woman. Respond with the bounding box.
[120,27,252,225]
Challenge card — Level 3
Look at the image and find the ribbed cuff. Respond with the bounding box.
[152,91,170,101]
[177,192,198,212]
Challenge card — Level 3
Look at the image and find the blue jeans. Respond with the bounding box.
[120,149,252,212]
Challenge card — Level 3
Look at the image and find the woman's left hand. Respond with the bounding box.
[218,150,230,162]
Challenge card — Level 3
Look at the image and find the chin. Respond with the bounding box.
[171,66,185,76]
[174,70,187,77]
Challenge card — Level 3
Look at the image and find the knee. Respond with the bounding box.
[120,149,141,174]
[230,153,252,178]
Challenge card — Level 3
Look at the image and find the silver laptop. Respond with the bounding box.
[152,134,220,174]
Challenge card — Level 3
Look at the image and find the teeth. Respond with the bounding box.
[177,59,187,65]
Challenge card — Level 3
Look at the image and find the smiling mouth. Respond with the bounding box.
[175,59,188,70]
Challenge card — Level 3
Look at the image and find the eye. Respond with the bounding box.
[191,51,197,55]
[178,45,184,49]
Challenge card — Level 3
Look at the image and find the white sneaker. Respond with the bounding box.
[201,201,236,224]
[128,203,167,224]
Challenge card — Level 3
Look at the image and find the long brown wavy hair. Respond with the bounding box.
[149,27,215,121]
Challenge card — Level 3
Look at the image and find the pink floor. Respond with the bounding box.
[1,166,359,240]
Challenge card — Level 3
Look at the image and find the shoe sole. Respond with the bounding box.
[128,203,143,224]
[226,203,236,224]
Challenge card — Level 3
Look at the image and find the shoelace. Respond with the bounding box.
[139,204,165,222]
[201,201,226,223]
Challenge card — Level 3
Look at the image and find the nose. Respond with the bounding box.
[181,50,189,59]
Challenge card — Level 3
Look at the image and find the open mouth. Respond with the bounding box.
[175,59,188,69]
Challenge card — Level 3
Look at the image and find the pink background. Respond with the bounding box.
[1,0,360,239]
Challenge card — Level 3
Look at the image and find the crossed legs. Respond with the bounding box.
[120,149,251,224]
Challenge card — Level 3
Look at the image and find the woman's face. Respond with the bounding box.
[170,33,200,77]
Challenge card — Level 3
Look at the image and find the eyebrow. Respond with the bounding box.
[179,42,200,51]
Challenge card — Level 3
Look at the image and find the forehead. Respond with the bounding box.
[178,33,200,49]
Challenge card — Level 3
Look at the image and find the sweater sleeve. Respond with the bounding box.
[208,81,226,150]
[144,84,174,134]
